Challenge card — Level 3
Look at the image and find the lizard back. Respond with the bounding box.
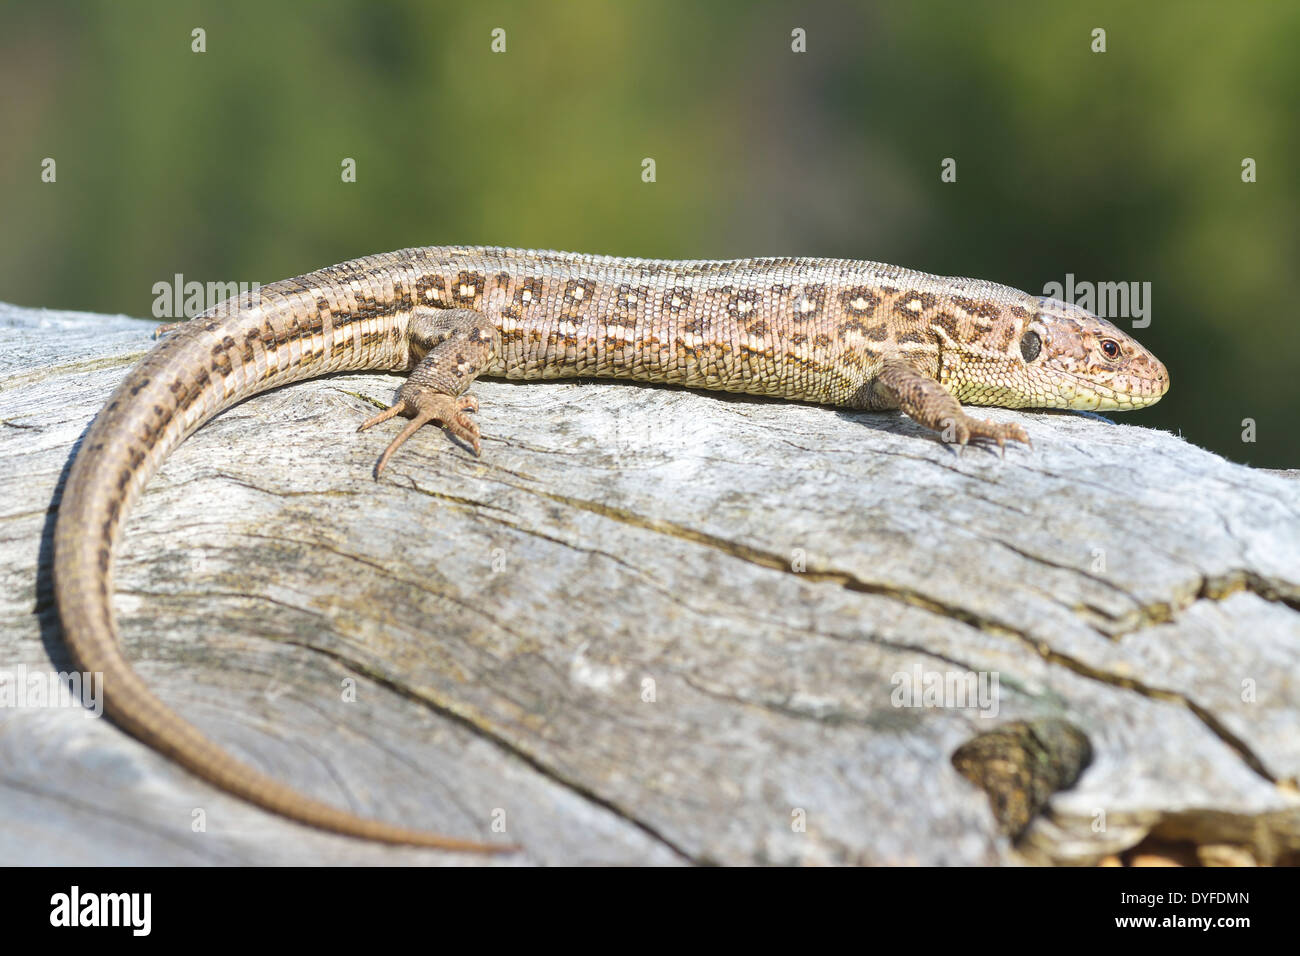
[394,246,1044,408]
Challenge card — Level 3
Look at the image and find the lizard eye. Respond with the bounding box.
[1100,338,1122,360]
[1019,330,1041,363]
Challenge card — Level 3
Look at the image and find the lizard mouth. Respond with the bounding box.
[1055,362,1170,410]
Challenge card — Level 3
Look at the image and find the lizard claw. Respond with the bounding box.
[941,416,1031,457]
[967,418,1031,455]
[359,392,481,478]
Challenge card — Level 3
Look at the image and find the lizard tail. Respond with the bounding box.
[52,289,515,854]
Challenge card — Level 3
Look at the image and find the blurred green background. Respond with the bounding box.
[2,0,1296,467]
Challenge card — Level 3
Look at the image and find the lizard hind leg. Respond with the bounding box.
[359,307,498,477]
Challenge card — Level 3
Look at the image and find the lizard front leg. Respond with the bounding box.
[875,358,1030,450]
[359,308,499,476]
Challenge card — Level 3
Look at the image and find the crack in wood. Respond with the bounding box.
[504,484,1285,788]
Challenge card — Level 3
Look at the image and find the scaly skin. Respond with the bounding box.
[53,246,1169,851]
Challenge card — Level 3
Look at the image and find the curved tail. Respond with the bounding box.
[53,280,515,853]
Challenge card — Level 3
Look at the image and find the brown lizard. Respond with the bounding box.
[52,246,1169,852]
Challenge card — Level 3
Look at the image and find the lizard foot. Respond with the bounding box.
[943,416,1032,456]
[359,392,481,477]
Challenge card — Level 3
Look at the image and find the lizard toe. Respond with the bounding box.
[367,391,483,476]
[966,418,1031,453]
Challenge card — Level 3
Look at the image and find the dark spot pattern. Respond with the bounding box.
[210,343,232,376]
[931,311,960,340]
[681,311,710,337]
[894,292,938,314]
[952,295,1000,320]
[416,272,447,304]
[564,278,596,305]
[665,287,693,313]
[513,277,543,307]
[726,289,763,320]
[840,287,879,317]
[796,284,827,319]
[243,329,263,362]
[453,270,485,305]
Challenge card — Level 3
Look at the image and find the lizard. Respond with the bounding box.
[52,245,1169,853]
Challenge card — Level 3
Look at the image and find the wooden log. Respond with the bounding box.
[2,302,1297,865]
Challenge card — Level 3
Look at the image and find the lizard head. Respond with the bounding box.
[952,296,1169,411]
[1019,297,1169,410]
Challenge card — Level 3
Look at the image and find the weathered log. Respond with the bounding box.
[2,303,1297,865]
